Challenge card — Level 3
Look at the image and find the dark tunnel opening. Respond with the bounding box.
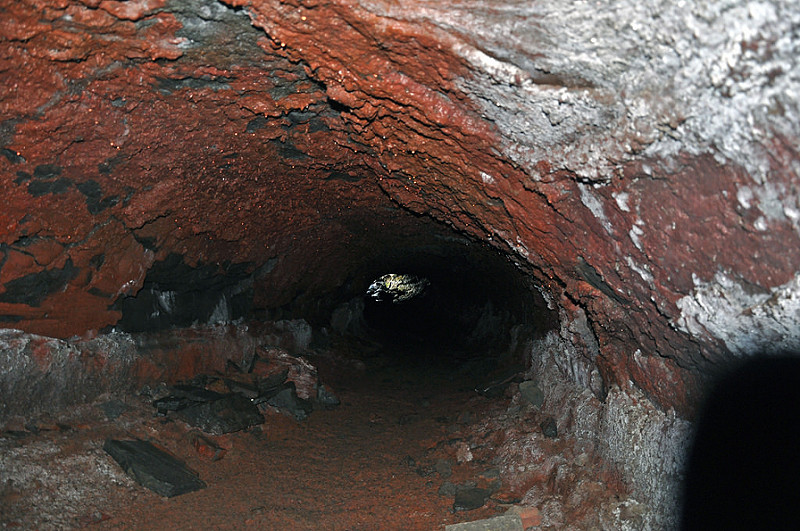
[326,238,560,392]
[360,248,552,352]
[109,206,559,391]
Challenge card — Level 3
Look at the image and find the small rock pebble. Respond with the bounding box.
[518,381,544,408]
[454,486,491,512]
[541,417,558,438]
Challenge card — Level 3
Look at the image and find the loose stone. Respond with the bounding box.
[103,439,206,497]
[453,486,491,512]
[541,417,558,438]
[176,394,264,435]
[518,381,544,408]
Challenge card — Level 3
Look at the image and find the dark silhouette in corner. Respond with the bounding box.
[681,355,800,530]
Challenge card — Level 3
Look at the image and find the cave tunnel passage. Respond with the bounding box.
[0,234,568,530]
[107,203,560,395]
[333,238,560,391]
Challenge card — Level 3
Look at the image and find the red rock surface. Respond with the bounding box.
[2,0,799,418]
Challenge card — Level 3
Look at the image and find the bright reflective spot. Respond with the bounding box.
[366,273,429,303]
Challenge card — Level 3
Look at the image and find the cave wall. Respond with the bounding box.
[2,0,800,418]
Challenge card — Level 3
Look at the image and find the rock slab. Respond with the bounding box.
[103,439,206,497]
[445,514,523,531]
[453,486,492,512]
[176,394,264,435]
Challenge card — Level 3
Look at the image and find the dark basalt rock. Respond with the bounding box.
[154,395,198,415]
[99,399,128,420]
[439,481,457,497]
[224,378,260,399]
[540,417,558,439]
[103,439,206,497]
[0,147,24,163]
[175,394,264,435]
[256,368,289,397]
[265,385,313,421]
[113,253,255,333]
[152,355,322,429]
[27,178,72,196]
[454,486,492,512]
[153,385,226,415]
[76,179,119,214]
[32,164,62,180]
[316,383,340,410]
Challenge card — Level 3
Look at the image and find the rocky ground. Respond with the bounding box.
[1,338,636,530]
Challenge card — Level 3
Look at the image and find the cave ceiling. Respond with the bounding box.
[2,0,799,413]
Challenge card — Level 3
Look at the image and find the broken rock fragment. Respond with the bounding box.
[176,394,264,435]
[153,383,226,415]
[540,417,558,438]
[255,368,290,398]
[316,383,340,409]
[453,486,492,512]
[103,439,206,497]
[445,513,523,531]
[264,385,313,420]
[150,347,334,428]
[258,346,318,400]
[191,432,228,461]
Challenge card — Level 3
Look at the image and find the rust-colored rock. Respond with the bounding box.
[191,433,228,461]
[2,0,799,419]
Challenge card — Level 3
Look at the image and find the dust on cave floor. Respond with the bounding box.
[0,338,629,530]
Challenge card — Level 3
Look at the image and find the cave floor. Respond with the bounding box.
[0,341,626,530]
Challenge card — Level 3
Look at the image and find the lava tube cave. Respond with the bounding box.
[2,0,800,529]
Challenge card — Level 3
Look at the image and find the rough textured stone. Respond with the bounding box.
[265,386,312,421]
[103,438,206,498]
[518,381,544,409]
[175,394,264,435]
[526,329,692,530]
[445,514,523,531]
[2,0,797,417]
[0,323,318,420]
[540,417,557,439]
[453,486,492,512]
[316,384,341,409]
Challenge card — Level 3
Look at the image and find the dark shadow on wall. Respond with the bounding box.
[681,355,800,530]
[111,254,267,333]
